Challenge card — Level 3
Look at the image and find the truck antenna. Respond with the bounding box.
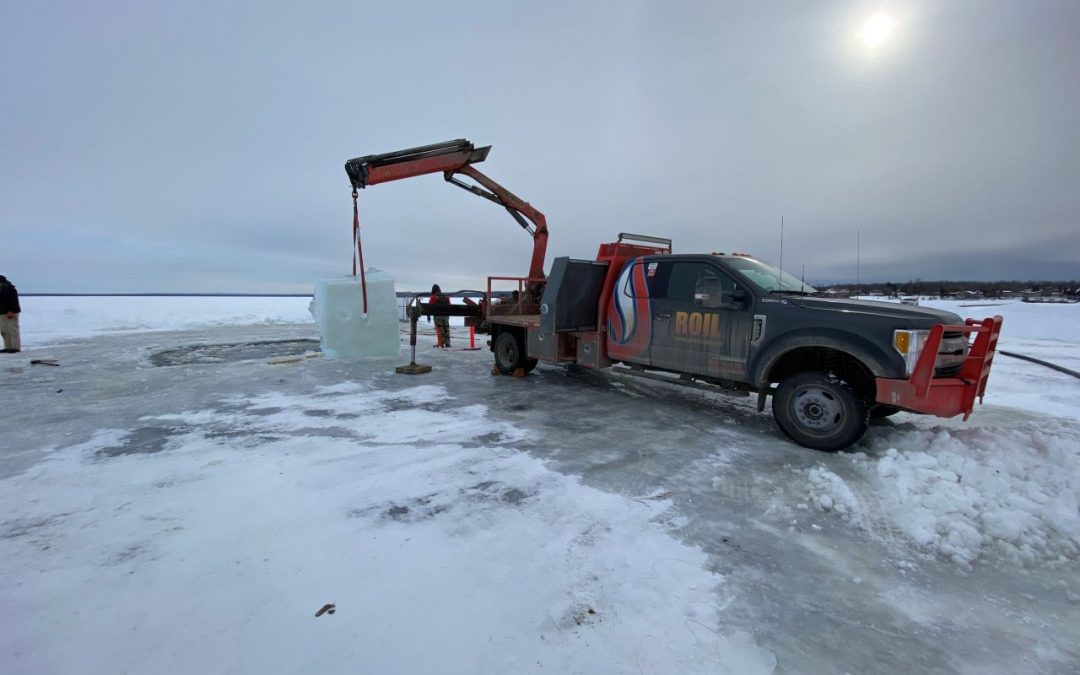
[778,216,785,287]
[856,228,861,293]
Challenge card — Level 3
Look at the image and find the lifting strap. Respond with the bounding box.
[352,188,369,314]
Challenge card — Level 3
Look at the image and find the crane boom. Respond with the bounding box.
[345,139,549,285]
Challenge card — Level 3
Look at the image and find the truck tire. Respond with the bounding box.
[772,371,869,451]
[494,331,527,374]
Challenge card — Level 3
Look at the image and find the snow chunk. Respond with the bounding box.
[805,467,860,517]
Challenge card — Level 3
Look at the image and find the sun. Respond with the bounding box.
[859,11,896,49]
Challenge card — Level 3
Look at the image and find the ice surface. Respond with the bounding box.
[311,270,400,359]
[4,297,1080,674]
[0,354,777,675]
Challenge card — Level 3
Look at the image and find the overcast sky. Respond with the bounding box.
[2,0,1078,293]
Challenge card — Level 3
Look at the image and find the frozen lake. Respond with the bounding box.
[2,297,1079,674]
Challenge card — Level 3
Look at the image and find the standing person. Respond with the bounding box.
[428,284,452,348]
[0,275,21,354]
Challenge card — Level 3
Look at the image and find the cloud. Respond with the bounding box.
[2,1,1077,292]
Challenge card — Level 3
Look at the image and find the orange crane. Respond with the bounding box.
[346,139,549,291]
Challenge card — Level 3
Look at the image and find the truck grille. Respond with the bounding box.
[934,331,968,377]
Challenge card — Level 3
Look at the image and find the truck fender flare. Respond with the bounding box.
[750,329,896,389]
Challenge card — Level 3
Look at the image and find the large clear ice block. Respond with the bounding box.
[311,271,400,359]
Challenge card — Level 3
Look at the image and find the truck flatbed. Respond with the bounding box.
[490,314,541,330]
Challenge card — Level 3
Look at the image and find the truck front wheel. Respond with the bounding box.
[772,371,869,451]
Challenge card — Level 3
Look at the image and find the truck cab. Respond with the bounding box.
[607,254,755,380]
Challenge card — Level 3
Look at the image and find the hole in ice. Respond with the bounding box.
[150,339,319,367]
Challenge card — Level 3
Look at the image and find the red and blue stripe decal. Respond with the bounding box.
[607,261,651,361]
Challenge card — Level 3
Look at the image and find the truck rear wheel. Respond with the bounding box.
[772,371,869,451]
[494,331,536,374]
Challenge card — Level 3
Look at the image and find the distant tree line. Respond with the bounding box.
[815,280,1080,298]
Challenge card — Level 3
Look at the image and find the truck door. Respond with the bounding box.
[606,260,656,366]
[648,260,753,379]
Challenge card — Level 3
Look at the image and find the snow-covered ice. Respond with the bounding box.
[3,296,1079,674]
[1,381,772,674]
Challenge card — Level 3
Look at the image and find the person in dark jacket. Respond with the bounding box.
[427,284,451,348]
[0,275,20,353]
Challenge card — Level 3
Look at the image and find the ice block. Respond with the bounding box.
[311,270,401,359]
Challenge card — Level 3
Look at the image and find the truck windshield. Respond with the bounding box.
[723,257,818,293]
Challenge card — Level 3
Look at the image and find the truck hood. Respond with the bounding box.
[772,296,963,328]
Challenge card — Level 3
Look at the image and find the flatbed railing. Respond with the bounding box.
[486,276,544,318]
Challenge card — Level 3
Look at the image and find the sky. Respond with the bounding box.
[2,0,1078,293]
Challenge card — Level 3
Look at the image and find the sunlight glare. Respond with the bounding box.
[859,12,896,49]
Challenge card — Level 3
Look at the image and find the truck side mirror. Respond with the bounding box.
[721,289,747,309]
[695,292,720,308]
[694,279,726,309]
[696,282,746,309]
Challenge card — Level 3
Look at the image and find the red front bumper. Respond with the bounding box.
[875,316,1003,420]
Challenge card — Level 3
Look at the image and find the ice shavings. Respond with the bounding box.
[804,426,1080,566]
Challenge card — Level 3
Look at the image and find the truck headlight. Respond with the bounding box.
[893,329,929,376]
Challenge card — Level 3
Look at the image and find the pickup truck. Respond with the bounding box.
[487,234,1002,451]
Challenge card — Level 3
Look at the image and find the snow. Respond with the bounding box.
[311,272,400,358]
[20,295,315,345]
[796,299,1080,567]
[803,425,1080,566]
[1,381,774,674]
[805,466,861,517]
[4,295,1080,673]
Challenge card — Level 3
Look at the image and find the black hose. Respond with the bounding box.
[999,351,1080,380]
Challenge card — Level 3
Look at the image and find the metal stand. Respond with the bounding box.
[395,305,432,375]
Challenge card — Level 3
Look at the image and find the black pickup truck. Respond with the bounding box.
[485,235,1003,451]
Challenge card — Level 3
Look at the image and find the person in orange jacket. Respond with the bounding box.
[428,284,451,348]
